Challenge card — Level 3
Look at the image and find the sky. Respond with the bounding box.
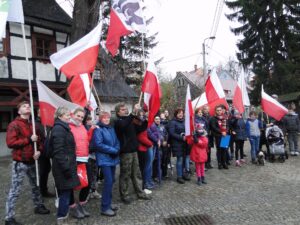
[56,0,240,78]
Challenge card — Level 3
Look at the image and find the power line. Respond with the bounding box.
[160,52,201,64]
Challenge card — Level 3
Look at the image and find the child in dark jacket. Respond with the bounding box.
[190,126,209,185]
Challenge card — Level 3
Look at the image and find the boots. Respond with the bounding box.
[197,177,202,186]
[201,176,207,184]
[69,204,85,219]
[78,203,90,217]
[183,172,191,181]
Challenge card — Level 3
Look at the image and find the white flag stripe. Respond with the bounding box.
[80,73,97,110]
[239,72,250,106]
[185,84,192,136]
[192,92,208,109]
[210,69,225,98]
[50,22,102,70]
[261,86,288,111]
[7,0,24,23]
[37,80,79,111]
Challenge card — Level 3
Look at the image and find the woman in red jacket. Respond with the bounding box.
[190,126,209,186]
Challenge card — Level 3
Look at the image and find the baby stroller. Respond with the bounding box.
[265,125,285,162]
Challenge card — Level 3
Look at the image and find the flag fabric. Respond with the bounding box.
[36,80,79,126]
[261,86,288,121]
[106,0,146,56]
[141,62,160,127]
[67,73,97,111]
[232,72,250,113]
[192,92,228,116]
[50,22,102,79]
[205,69,226,103]
[1,0,24,38]
[185,84,194,140]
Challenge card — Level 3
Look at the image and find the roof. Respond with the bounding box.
[278,91,300,103]
[181,68,206,88]
[93,47,138,101]
[23,0,72,32]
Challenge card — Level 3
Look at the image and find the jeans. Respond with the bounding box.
[287,132,299,152]
[176,155,190,177]
[144,147,154,186]
[57,189,72,218]
[101,166,116,211]
[249,136,260,160]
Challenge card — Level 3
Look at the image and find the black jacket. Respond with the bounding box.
[114,114,147,154]
[51,119,80,190]
[209,116,229,137]
[168,118,187,157]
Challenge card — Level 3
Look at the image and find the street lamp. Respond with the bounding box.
[202,36,215,76]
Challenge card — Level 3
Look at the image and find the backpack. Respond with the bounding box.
[43,128,53,158]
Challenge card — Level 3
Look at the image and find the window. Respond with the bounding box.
[32,33,56,60]
[0,112,11,132]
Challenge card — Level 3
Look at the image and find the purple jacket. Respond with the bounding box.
[147,123,163,146]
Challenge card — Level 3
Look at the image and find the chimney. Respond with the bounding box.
[194,64,197,71]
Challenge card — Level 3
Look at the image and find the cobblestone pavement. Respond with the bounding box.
[1,144,300,225]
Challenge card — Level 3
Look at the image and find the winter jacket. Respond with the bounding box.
[168,118,187,157]
[209,116,229,137]
[6,116,42,163]
[114,114,147,154]
[137,130,153,152]
[148,123,163,146]
[229,117,247,141]
[51,119,80,190]
[190,136,208,163]
[92,122,120,167]
[282,112,300,133]
[69,120,89,162]
[194,115,209,133]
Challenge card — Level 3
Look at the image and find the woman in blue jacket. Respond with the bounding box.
[92,111,120,217]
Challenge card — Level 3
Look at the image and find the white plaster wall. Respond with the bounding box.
[56,44,65,51]
[36,62,56,81]
[0,132,10,157]
[56,32,68,43]
[9,23,30,36]
[10,36,32,58]
[33,27,53,35]
[0,57,9,78]
[11,59,33,80]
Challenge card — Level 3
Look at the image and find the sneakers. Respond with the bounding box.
[111,204,119,211]
[235,160,241,167]
[69,204,85,219]
[89,190,101,199]
[177,177,185,184]
[240,159,246,164]
[143,189,152,194]
[34,205,50,214]
[295,151,299,156]
[290,151,296,156]
[5,219,23,225]
[77,204,90,217]
[56,217,69,225]
[101,209,116,217]
[137,193,152,200]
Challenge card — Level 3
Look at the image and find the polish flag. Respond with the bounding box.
[106,0,146,56]
[185,84,194,140]
[205,69,226,103]
[261,86,288,121]
[50,22,102,79]
[36,80,79,126]
[232,72,250,113]
[67,73,98,111]
[141,62,161,126]
[192,93,228,116]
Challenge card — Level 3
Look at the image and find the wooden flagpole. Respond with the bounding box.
[139,33,146,106]
[21,23,39,186]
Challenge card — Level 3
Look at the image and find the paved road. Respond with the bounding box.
[1,145,300,225]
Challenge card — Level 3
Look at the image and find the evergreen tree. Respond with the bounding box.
[225,0,300,104]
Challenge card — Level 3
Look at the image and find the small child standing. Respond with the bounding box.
[190,127,209,185]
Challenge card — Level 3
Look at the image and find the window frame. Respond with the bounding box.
[0,111,12,132]
[31,32,56,60]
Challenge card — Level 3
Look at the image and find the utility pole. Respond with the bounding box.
[202,36,215,76]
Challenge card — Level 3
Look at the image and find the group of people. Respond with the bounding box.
[4,98,299,225]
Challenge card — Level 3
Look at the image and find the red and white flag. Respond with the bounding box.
[185,84,194,140]
[36,80,79,126]
[50,22,102,79]
[233,72,250,113]
[141,62,161,126]
[106,0,146,56]
[205,69,226,103]
[261,86,288,121]
[192,93,228,116]
[67,73,98,111]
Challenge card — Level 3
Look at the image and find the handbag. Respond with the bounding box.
[74,163,88,190]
